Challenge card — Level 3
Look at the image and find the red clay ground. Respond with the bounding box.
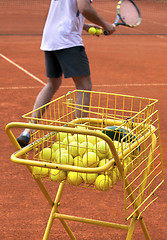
[0,32,167,240]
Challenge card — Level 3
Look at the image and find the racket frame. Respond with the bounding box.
[115,0,142,27]
[104,0,142,35]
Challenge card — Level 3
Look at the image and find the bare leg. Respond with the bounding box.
[72,75,92,118]
[17,75,91,147]
[32,75,92,119]
[17,77,62,147]
[32,77,62,120]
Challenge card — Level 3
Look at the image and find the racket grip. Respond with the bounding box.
[104,24,116,35]
[104,31,109,35]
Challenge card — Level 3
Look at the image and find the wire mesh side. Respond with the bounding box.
[22,90,158,127]
[120,110,164,220]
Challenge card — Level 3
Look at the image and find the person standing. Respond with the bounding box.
[17,0,115,147]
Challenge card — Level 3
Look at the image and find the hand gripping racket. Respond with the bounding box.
[104,0,141,35]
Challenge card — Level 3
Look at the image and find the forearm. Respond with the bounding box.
[78,0,106,27]
[82,6,107,28]
[77,0,115,34]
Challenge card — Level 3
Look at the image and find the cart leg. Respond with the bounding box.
[124,175,151,240]
[43,181,76,240]
[138,217,151,240]
[27,166,54,207]
[126,215,151,240]
[56,209,77,240]
[126,217,136,240]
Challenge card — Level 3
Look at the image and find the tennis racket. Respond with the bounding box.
[104,0,141,35]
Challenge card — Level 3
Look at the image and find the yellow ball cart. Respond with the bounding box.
[6,90,164,240]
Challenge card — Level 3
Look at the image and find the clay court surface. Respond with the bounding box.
[1,1,167,239]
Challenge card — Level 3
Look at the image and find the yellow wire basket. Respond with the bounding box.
[6,90,164,239]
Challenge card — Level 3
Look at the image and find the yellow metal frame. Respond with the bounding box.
[5,90,164,240]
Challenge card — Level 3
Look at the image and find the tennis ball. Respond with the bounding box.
[98,158,110,168]
[57,132,72,142]
[67,141,80,157]
[95,175,111,191]
[88,27,96,35]
[107,149,113,160]
[73,134,86,144]
[96,28,102,36]
[79,141,94,157]
[51,150,57,162]
[98,158,114,175]
[82,173,98,185]
[110,167,120,184]
[67,171,83,186]
[73,156,84,167]
[83,152,99,168]
[52,142,62,152]
[93,140,110,159]
[62,136,76,149]
[50,169,66,182]
[32,166,49,179]
[54,148,68,162]
[56,152,73,165]
[39,147,52,162]
[87,135,101,146]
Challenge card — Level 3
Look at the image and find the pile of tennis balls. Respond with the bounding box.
[32,128,132,191]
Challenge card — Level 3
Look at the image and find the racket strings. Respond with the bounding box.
[119,0,140,26]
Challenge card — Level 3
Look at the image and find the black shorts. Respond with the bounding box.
[44,46,90,78]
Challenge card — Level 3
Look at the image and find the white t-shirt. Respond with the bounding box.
[40,0,86,51]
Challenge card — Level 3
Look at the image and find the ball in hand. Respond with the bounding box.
[96,28,102,36]
[88,27,96,35]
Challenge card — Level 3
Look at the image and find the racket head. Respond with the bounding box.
[115,0,142,27]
